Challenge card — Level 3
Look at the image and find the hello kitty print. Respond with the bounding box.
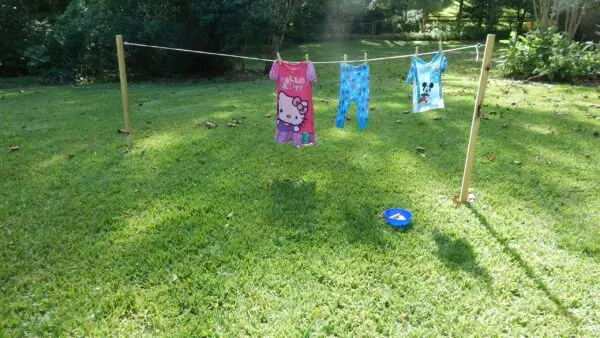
[278,92,308,132]
[269,60,317,147]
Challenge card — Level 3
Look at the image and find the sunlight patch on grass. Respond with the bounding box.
[360,40,382,46]
[525,124,556,135]
[136,132,181,151]
[298,44,323,49]
[36,154,65,169]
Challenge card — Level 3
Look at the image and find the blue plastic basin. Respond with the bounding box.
[383,208,413,228]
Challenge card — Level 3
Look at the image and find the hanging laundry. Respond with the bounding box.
[406,51,447,113]
[269,61,317,147]
[336,63,370,129]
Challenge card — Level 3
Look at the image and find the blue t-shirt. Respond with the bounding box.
[406,51,447,113]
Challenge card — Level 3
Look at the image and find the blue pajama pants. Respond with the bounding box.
[336,63,370,129]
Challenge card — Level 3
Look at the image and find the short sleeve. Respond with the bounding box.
[269,61,279,81]
[406,58,415,84]
[307,62,317,83]
[440,55,447,73]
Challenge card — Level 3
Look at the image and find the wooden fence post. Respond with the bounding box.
[116,35,133,150]
[459,34,495,203]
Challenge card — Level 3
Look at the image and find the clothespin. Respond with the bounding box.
[364,52,367,64]
[276,52,282,62]
[344,54,347,64]
[305,53,309,61]
[439,40,443,53]
[415,46,419,56]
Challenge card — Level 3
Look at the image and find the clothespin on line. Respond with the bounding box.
[276,52,282,62]
[439,40,443,53]
[344,54,347,64]
[415,46,419,56]
[305,53,309,61]
[364,52,368,64]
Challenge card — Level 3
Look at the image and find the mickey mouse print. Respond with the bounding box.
[406,51,447,113]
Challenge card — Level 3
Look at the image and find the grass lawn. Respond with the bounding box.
[1,39,600,336]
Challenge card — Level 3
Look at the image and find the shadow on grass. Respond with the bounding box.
[467,205,581,325]
[433,230,491,283]
[270,178,317,232]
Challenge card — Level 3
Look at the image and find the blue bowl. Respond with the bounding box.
[383,208,413,228]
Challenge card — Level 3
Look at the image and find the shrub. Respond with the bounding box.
[500,29,600,82]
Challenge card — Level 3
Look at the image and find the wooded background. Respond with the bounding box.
[1,0,598,81]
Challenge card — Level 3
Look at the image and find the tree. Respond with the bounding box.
[456,0,465,30]
[411,0,453,32]
[466,0,504,31]
[0,0,69,75]
[560,0,599,39]
[531,0,599,39]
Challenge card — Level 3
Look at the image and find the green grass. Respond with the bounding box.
[1,39,600,336]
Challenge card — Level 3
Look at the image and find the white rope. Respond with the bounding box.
[313,44,480,64]
[124,41,483,64]
[124,42,273,62]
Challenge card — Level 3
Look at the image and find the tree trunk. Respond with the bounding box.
[564,4,585,40]
[421,10,429,33]
[456,0,464,31]
[516,0,526,34]
[535,0,556,31]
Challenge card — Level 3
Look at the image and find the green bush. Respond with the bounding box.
[500,29,600,82]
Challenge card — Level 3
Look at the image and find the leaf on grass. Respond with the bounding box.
[415,147,425,154]
[227,212,234,219]
[451,195,461,207]
[117,128,129,134]
[7,145,19,153]
[487,152,495,161]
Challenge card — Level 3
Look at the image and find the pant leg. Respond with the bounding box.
[356,67,370,129]
[336,72,352,128]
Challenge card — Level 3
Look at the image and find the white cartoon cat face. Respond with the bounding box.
[278,92,308,132]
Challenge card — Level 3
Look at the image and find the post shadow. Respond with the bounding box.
[466,204,580,325]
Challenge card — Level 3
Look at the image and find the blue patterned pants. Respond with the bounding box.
[336,63,370,129]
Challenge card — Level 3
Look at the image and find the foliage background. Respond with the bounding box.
[1,0,599,81]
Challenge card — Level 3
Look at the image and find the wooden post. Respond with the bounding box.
[116,35,133,150]
[459,34,495,203]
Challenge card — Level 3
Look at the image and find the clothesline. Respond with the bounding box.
[123,41,483,64]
